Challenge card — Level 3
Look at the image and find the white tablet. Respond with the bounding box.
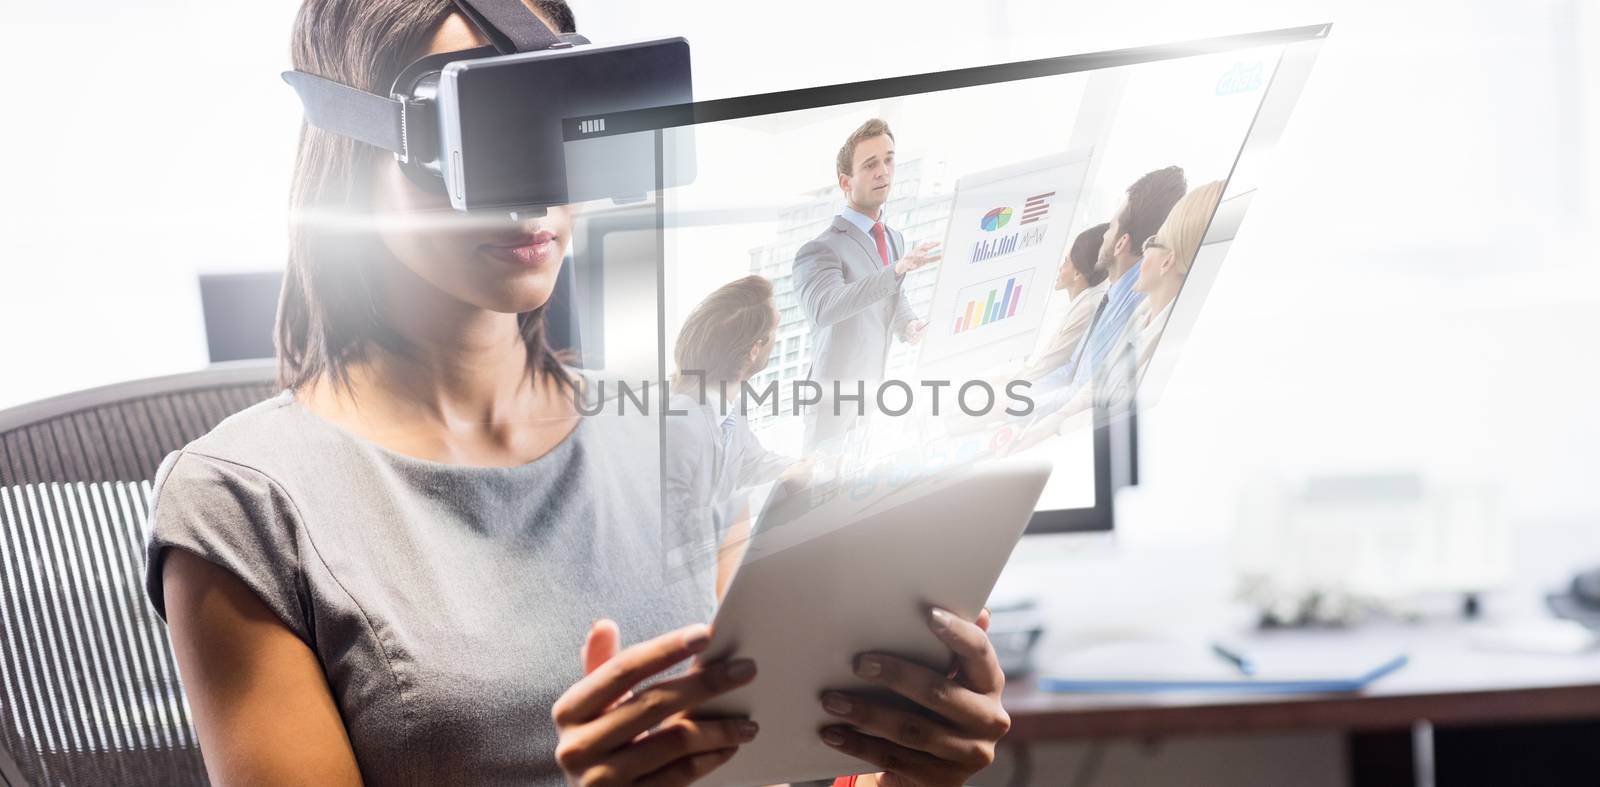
[694,458,1051,787]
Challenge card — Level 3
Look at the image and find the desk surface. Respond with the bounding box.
[1003,618,1600,742]
[992,522,1600,743]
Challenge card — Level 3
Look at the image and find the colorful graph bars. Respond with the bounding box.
[953,275,1025,334]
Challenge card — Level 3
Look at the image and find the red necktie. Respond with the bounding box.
[870,221,891,267]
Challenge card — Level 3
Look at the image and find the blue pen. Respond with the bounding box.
[1211,642,1256,677]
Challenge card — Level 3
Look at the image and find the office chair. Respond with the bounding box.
[0,361,278,787]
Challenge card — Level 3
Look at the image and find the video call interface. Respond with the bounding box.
[574,41,1296,594]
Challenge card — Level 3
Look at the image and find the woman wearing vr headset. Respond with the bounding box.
[144,1,1011,785]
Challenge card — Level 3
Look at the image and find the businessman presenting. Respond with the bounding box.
[794,118,941,452]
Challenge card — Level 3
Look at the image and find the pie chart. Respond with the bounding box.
[980,207,1013,232]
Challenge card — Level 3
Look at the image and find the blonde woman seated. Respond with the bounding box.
[1125,179,1227,375]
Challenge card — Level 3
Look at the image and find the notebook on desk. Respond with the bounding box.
[1039,638,1408,694]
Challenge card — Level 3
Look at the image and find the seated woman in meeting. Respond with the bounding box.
[1012,222,1112,383]
[144,1,1011,785]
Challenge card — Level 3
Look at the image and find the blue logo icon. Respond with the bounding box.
[1216,62,1265,96]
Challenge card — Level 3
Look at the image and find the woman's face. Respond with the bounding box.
[1134,237,1174,295]
[1054,256,1076,291]
[369,9,575,315]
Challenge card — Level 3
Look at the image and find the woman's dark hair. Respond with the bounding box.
[277,0,577,392]
[1069,222,1110,286]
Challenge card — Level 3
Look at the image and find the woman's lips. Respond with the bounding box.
[482,231,558,267]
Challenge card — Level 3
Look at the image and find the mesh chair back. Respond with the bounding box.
[0,362,277,787]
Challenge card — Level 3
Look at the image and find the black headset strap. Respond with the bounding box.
[453,0,560,55]
[281,70,409,155]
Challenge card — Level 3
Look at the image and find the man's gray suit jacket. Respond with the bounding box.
[792,215,917,451]
[792,215,915,386]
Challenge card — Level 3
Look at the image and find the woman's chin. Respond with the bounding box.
[490,292,555,315]
[472,269,560,314]
[447,279,550,315]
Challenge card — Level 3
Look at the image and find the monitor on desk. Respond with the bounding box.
[199,271,283,362]
[566,24,1327,536]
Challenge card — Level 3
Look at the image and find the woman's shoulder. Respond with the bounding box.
[180,388,293,454]
[149,392,308,516]
[163,389,351,492]
[144,393,317,628]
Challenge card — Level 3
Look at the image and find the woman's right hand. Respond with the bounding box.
[554,620,758,787]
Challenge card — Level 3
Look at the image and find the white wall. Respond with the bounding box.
[0,1,303,405]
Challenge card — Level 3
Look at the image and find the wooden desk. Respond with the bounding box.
[1002,621,1600,742]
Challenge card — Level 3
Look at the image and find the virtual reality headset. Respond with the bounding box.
[282,0,692,217]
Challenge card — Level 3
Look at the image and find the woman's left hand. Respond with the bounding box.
[818,607,1010,787]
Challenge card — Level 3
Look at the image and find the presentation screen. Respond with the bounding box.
[568,25,1326,582]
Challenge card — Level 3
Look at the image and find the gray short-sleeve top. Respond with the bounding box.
[144,389,714,786]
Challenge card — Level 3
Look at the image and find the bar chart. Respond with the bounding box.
[952,271,1029,335]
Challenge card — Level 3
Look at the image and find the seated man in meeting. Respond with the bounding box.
[664,275,804,603]
[1047,165,1188,393]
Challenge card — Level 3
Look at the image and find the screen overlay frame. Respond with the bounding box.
[575,24,1329,534]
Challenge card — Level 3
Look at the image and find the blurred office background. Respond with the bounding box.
[2,1,1597,785]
